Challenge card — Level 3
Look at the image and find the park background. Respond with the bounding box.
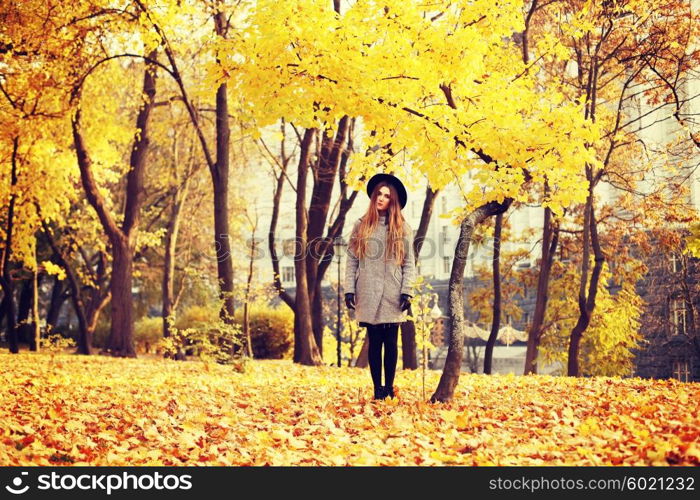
[0,0,699,465]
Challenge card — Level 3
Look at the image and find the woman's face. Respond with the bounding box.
[376,186,391,212]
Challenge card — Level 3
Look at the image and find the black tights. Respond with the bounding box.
[366,323,399,389]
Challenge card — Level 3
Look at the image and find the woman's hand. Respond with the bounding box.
[400,294,412,312]
[344,293,356,310]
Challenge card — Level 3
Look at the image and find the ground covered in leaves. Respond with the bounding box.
[1,352,698,466]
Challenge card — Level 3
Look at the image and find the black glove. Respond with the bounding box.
[400,294,412,312]
[345,293,356,310]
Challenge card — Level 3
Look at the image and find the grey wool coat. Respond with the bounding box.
[344,214,416,324]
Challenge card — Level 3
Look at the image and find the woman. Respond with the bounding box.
[344,173,415,400]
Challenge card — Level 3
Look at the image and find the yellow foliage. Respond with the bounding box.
[540,261,645,377]
[222,0,602,217]
[41,261,67,281]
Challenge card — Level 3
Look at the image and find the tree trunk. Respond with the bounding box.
[162,175,189,360]
[294,128,322,366]
[243,217,257,358]
[16,272,41,351]
[431,200,511,403]
[72,50,157,357]
[211,102,235,322]
[212,14,235,324]
[354,333,369,368]
[347,319,360,366]
[0,292,8,338]
[268,122,296,311]
[40,218,94,354]
[400,321,418,369]
[104,237,136,356]
[465,338,481,373]
[568,56,605,376]
[293,312,301,361]
[84,283,111,355]
[1,136,19,353]
[311,280,324,354]
[294,116,355,363]
[306,118,350,357]
[268,119,355,363]
[112,51,156,356]
[32,263,39,351]
[162,199,179,339]
[524,202,559,374]
[16,278,33,347]
[568,195,592,377]
[567,179,605,376]
[483,212,503,374]
[242,301,251,356]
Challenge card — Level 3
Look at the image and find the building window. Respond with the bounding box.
[670,297,686,336]
[441,225,449,244]
[672,360,690,382]
[443,256,450,274]
[282,239,296,257]
[282,266,295,282]
[670,253,681,273]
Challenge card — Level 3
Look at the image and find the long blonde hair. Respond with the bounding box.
[349,181,407,265]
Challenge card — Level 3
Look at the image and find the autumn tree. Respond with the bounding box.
[523,0,700,375]
[69,47,159,357]
[39,202,112,355]
[0,0,107,353]
[130,0,244,329]
[217,0,600,393]
[466,210,533,374]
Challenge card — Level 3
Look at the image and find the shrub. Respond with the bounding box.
[134,316,163,354]
[235,304,293,359]
[173,304,218,330]
[158,303,246,368]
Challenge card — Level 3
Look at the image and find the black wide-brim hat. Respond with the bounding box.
[366,173,407,209]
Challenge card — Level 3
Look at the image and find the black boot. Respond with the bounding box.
[373,386,386,400]
[383,386,395,399]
